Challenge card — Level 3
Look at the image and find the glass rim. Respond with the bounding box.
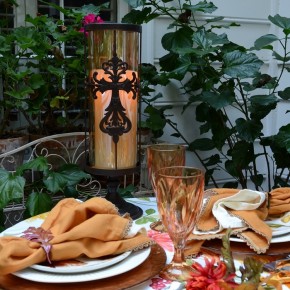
[147,143,186,152]
[155,166,204,178]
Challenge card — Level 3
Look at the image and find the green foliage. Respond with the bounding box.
[123,0,290,191]
[0,3,103,136]
[0,156,91,219]
[221,229,236,275]
[239,257,264,285]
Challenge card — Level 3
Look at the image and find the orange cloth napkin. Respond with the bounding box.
[0,197,153,275]
[186,188,271,256]
[269,187,290,216]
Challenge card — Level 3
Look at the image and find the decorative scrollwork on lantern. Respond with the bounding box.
[89,53,138,144]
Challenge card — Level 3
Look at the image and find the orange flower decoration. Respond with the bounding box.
[186,257,238,290]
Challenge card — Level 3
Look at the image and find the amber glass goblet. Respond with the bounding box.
[147,144,186,192]
[155,166,204,281]
[147,144,186,231]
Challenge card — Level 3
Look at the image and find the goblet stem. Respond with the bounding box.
[173,245,185,264]
[159,236,193,281]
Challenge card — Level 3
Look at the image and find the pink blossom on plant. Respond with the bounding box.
[147,229,174,252]
[79,14,104,34]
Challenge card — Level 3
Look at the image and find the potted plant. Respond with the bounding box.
[123,0,290,191]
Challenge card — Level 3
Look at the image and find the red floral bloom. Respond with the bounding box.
[79,14,104,34]
[186,257,238,290]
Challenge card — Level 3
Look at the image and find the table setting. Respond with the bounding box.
[1,143,290,289]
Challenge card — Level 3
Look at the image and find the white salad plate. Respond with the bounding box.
[13,247,151,283]
[30,250,132,274]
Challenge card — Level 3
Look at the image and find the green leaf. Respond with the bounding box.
[278,87,290,100]
[183,1,218,14]
[189,138,215,151]
[227,140,255,169]
[223,50,263,79]
[121,7,155,24]
[221,229,236,274]
[254,34,278,49]
[0,170,25,209]
[200,90,235,109]
[159,52,180,72]
[161,27,193,53]
[16,156,49,175]
[235,118,263,142]
[192,30,229,51]
[145,208,156,215]
[268,14,290,30]
[250,174,264,187]
[239,256,263,284]
[250,94,278,110]
[64,185,79,198]
[44,164,89,193]
[29,74,45,90]
[25,191,53,217]
[203,154,221,166]
[272,51,290,62]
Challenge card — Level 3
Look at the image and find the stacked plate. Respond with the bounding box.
[1,217,151,284]
[230,218,290,244]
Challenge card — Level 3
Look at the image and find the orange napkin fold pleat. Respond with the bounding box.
[0,197,152,275]
[186,188,271,256]
[269,187,290,216]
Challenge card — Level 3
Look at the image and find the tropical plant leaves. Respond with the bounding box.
[223,51,263,79]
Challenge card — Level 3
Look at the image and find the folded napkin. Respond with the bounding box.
[186,188,271,256]
[0,197,153,275]
[269,187,290,216]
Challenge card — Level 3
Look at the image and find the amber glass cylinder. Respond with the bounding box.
[85,23,141,170]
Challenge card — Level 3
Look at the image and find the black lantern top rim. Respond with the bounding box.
[84,22,142,33]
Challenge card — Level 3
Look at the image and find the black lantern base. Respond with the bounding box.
[106,177,143,219]
[85,166,143,220]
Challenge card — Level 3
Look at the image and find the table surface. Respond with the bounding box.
[0,197,289,290]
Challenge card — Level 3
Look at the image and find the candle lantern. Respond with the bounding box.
[84,23,143,219]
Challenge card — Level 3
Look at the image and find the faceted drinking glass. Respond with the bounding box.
[155,166,204,281]
[147,144,186,231]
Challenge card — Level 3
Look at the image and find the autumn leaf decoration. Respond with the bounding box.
[21,227,54,264]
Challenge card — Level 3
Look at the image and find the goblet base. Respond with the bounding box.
[159,261,193,281]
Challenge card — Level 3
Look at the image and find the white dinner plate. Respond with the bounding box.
[230,232,290,243]
[271,226,290,237]
[13,247,151,283]
[30,251,132,274]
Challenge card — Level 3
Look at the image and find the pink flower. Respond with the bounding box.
[149,277,171,290]
[186,257,238,290]
[147,230,174,252]
[79,14,104,34]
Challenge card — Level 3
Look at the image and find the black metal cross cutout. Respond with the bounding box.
[90,53,138,144]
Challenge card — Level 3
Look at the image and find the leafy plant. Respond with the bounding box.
[0,2,107,137]
[123,0,290,191]
[0,156,90,230]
